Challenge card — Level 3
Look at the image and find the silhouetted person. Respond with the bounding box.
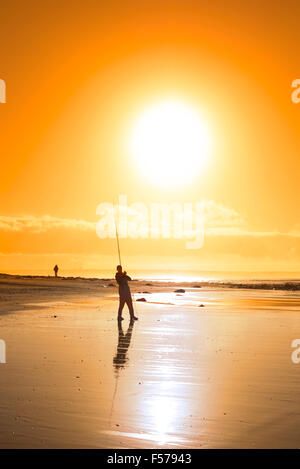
[53,265,59,277]
[115,265,138,321]
[113,319,134,371]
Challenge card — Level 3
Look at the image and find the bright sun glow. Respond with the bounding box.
[129,99,211,187]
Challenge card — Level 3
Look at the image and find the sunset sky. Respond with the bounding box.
[0,0,299,275]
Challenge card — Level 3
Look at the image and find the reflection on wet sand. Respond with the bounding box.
[1,282,300,448]
[110,319,135,430]
[113,320,134,373]
[108,312,194,447]
[105,291,300,448]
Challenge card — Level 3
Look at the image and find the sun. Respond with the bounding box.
[129,99,211,188]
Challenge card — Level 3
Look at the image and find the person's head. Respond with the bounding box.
[117,265,122,273]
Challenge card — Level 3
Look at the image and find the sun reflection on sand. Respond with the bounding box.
[142,362,193,445]
[109,321,195,446]
[148,394,178,445]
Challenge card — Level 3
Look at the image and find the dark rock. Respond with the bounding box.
[136,298,147,302]
[174,289,185,293]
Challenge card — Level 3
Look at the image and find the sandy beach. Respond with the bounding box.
[0,274,299,448]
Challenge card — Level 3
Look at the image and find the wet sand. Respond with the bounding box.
[0,276,300,448]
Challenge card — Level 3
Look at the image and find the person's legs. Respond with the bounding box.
[118,297,125,319]
[126,298,138,320]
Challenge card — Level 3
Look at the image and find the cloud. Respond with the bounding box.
[206,227,300,237]
[0,215,96,233]
[201,200,246,229]
[0,203,299,242]
[200,201,300,238]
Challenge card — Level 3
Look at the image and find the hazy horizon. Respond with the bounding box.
[2,268,299,282]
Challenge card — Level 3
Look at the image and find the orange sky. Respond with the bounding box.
[0,0,299,275]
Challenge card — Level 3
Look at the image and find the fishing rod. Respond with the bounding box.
[113,201,122,266]
[113,199,139,316]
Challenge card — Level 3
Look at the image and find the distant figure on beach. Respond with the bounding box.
[53,265,59,277]
[115,265,138,321]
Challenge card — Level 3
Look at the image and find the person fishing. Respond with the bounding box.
[115,265,138,321]
[53,264,59,277]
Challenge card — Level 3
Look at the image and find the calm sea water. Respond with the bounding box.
[2,268,299,284]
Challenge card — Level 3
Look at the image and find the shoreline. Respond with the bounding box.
[0,272,299,291]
